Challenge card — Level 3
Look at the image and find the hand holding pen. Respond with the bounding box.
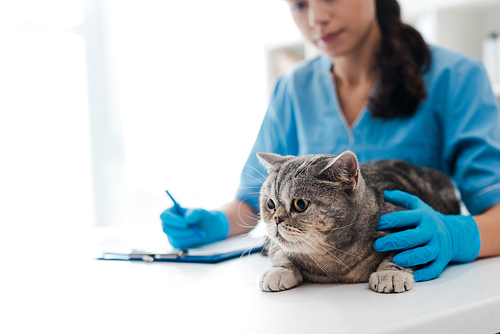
[160,191,230,249]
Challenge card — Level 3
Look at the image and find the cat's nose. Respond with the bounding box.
[274,217,284,225]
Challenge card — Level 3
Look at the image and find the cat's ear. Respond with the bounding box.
[318,150,359,189]
[257,152,291,170]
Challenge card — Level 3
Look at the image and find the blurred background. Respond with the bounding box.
[2,0,500,233]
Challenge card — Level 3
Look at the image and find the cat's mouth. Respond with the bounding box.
[269,223,301,248]
[276,228,292,244]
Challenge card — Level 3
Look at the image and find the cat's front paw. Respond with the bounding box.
[258,267,303,292]
[369,270,414,293]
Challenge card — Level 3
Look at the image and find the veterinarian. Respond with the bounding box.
[160,0,500,282]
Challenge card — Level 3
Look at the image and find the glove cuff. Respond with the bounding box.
[445,215,481,263]
[206,210,230,243]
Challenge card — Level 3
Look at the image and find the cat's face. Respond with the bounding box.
[258,151,361,254]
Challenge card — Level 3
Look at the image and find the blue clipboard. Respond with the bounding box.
[97,245,264,264]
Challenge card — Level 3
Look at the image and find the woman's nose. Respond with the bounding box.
[308,1,331,27]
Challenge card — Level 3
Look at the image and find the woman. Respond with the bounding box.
[160,0,500,282]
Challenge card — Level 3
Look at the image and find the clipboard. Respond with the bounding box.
[98,245,263,263]
[95,224,267,264]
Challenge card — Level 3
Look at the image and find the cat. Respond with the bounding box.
[256,150,460,293]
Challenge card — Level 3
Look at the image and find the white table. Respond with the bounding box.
[5,224,500,334]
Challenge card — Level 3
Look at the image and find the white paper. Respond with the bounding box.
[94,223,266,257]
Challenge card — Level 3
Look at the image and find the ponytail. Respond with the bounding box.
[369,0,431,119]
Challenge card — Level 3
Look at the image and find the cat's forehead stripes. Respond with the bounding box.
[278,177,293,206]
[274,163,297,194]
[295,155,323,178]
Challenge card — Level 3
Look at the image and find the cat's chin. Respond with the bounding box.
[271,235,301,253]
[276,242,298,253]
[266,225,303,252]
[276,232,289,244]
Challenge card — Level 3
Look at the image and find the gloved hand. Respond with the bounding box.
[374,190,481,282]
[160,206,230,249]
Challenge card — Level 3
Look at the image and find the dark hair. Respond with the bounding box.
[369,0,431,119]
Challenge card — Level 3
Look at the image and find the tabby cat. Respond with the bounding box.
[257,150,460,293]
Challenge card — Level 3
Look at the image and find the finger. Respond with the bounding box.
[392,242,439,267]
[413,257,448,282]
[163,227,206,241]
[166,228,205,248]
[169,238,195,250]
[161,206,187,216]
[383,190,421,210]
[160,211,191,229]
[185,209,207,224]
[374,227,434,252]
[168,233,204,249]
[377,210,422,230]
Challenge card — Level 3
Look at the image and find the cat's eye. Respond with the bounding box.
[267,198,276,210]
[293,199,308,212]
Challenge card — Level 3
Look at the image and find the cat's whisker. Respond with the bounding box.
[238,187,260,195]
[309,221,358,232]
[291,239,329,281]
[291,244,314,279]
[241,192,262,196]
[237,222,256,229]
[245,164,267,181]
[235,219,256,229]
[236,200,261,230]
[302,238,352,271]
[245,216,261,223]
[237,192,261,197]
[295,246,314,277]
[235,233,252,260]
[238,233,263,260]
[316,239,361,259]
[315,243,353,270]
[237,202,261,220]
[261,237,271,254]
[299,240,339,283]
[241,172,265,185]
[330,222,358,231]
[242,213,260,221]
[235,214,255,226]
[241,172,265,184]
[237,219,260,229]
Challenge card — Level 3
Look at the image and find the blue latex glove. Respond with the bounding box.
[374,190,481,282]
[160,207,230,249]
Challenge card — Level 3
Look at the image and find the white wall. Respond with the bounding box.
[0,0,303,231]
[98,0,302,226]
[0,1,94,234]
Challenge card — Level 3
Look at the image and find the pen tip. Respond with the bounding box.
[165,190,177,204]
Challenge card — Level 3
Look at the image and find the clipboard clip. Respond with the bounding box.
[129,249,188,262]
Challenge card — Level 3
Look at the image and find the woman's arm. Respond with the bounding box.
[474,203,500,258]
[221,200,260,237]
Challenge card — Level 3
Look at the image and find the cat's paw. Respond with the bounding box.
[369,270,414,293]
[258,267,303,292]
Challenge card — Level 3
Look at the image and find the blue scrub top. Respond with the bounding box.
[236,45,500,216]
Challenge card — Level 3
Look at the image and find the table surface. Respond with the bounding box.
[5,224,500,334]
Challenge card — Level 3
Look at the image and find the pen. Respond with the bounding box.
[166,190,183,215]
[165,190,203,242]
